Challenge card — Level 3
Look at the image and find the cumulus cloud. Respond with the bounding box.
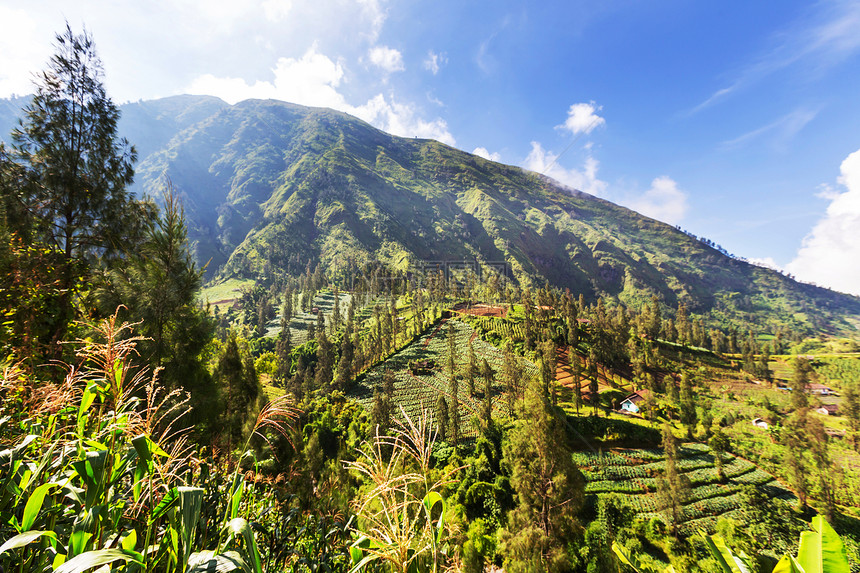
[524,142,608,197]
[623,176,689,225]
[187,46,348,107]
[785,147,860,295]
[473,147,501,162]
[354,94,455,145]
[368,45,404,73]
[424,50,446,75]
[186,45,454,146]
[557,102,605,136]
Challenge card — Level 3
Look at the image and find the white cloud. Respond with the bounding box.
[786,147,860,295]
[354,94,455,145]
[748,257,783,271]
[424,51,446,75]
[261,0,293,22]
[524,142,607,197]
[623,176,689,225]
[186,47,455,146]
[721,108,818,150]
[473,147,501,162]
[557,102,605,136]
[0,6,46,97]
[368,45,404,73]
[186,46,348,108]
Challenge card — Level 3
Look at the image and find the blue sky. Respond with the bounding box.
[2,0,860,294]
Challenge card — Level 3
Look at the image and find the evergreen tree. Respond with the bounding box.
[481,358,494,423]
[467,339,478,396]
[97,185,213,408]
[499,375,585,571]
[844,382,860,451]
[679,372,697,439]
[656,422,690,537]
[213,333,262,445]
[503,341,522,415]
[570,350,583,415]
[314,329,334,393]
[6,24,155,357]
[334,322,354,391]
[791,357,813,410]
[436,395,449,441]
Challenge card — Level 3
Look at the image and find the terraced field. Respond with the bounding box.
[263,289,354,343]
[351,318,539,437]
[573,442,797,536]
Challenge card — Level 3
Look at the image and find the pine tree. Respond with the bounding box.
[679,372,697,439]
[436,395,449,441]
[8,24,155,356]
[481,358,494,423]
[656,422,690,537]
[791,357,813,410]
[314,329,334,393]
[467,339,478,396]
[499,375,585,570]
[503,342,522,415]
[213,333,262,445]
[98,185,213,402]
[571,350,583,415]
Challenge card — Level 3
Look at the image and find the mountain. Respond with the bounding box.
[2,95,860,335]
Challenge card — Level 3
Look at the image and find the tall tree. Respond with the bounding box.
[791,357,813,410]
[656,422,690,537]
[9,24,154,353]
[213,333,262,445]
[466,339,478,396]
[499,375,585,572]
[481,358,494,424]
[97,185,214,408]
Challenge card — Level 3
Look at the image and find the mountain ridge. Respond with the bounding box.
[1,94,858,335]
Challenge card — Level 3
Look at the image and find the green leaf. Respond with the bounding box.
[229,477,244,520]
[701,533,752,573]
[224,518,262,573]
[772,554,806,573]
[120,530,137,552]
[422,490,446,544]
[179,486,204,566]
[0,530,57,554]
[612,541,642,571]
[796,516,850,573]
[150,487,179,524]
[78,384,97,436]
[54,548,142,573]
[21,482,57,531]
[188,550,249,573]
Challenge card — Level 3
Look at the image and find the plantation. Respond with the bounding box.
[575,443,796,537]
[3,23,860,573]
[352,318,538,436]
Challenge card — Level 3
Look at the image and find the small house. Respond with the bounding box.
[619,390,650,414]
[816,404,839,416]
[751,418,769,429]
[807,383,834,396]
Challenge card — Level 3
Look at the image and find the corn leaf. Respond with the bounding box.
[0,530,57,554]
[54,548,142,573]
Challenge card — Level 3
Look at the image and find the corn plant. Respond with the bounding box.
[0,311,300,573]
[344,407,459,573]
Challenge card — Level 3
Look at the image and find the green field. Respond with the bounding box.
[574,442,796,537]
[349,317,539,438]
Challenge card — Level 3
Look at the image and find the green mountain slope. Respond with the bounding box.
[4,95,860,334]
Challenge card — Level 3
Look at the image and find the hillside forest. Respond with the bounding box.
[2,26,860,573]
